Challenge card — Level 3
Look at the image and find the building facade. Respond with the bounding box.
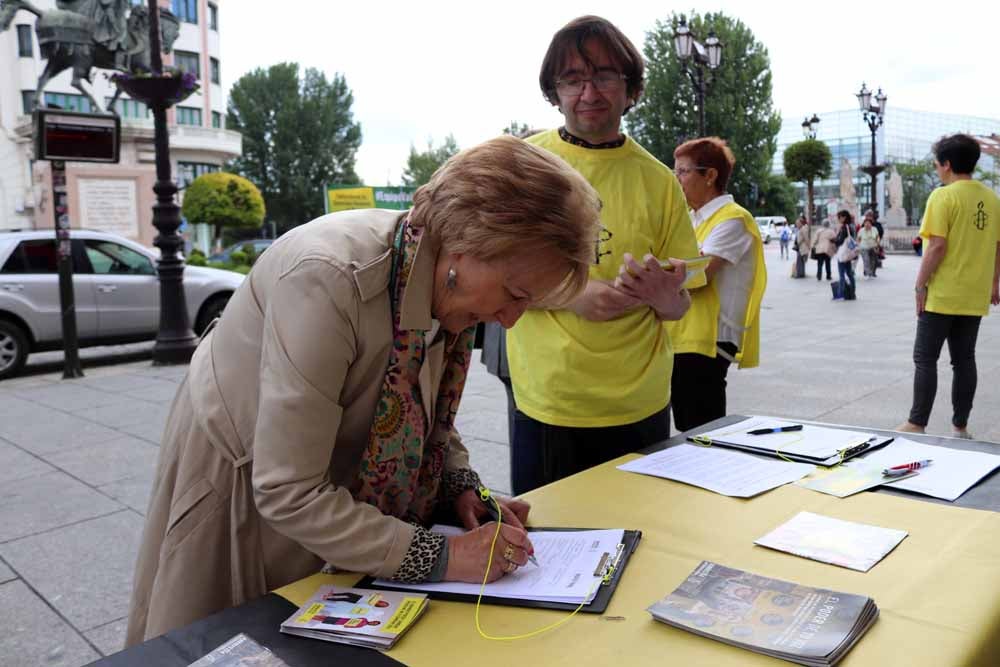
[774,108,999,224]
[0,0,240,248]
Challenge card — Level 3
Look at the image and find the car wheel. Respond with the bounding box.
[195,295,230,335]
[0,320,29,380]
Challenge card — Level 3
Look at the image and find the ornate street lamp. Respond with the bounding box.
[674,16,723,136]
[113,1,199,364]
[856,82,887,222]
[801,114,820,140]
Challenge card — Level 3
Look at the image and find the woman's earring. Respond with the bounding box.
[446,267,457,290]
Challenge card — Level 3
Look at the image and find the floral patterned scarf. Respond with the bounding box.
[354,219,475,524]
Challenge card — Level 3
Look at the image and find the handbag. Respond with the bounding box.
[837,234,859,263]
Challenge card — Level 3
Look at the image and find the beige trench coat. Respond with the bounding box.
[126,209,472,645]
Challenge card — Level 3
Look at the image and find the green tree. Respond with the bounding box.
[401,134,460,188]
[627,11,782,207]
[755,173,798,221]
[226,63,361,234]
[894,158,936,225]
[782,139,832,222]
[181,172,266,248]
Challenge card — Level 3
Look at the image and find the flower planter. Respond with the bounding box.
[112,73,197,107]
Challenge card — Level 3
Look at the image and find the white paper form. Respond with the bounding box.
[853,437,1000,501]
[374,527,624,603]
[693,417,876,460]
[755,511,908,572]
[617,443,815,497]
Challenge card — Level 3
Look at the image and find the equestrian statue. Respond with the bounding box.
[0,0,180,114]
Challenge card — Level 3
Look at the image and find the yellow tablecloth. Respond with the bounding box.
[276,453,1000,666]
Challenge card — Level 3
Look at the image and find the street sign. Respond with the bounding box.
[34,109,121,163]
[33,110,122,378]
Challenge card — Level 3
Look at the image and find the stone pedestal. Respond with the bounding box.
[883,207,907,228]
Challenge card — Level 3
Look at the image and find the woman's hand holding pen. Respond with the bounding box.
[445,522,535,583]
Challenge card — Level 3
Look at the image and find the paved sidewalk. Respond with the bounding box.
[1,244,998,665]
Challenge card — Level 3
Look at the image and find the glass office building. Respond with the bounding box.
[774,108,1000,224]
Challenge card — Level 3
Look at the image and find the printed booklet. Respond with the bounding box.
[647,561,877,666]
[280,585,428,650]
[187,633,289,666]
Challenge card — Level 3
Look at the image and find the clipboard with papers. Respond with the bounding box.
[689,416,894,466]
[355,527,641,614]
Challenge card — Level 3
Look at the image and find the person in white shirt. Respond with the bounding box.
[668,137,767,431]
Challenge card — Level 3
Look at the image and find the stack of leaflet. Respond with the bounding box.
[280,586,428,650]
[691,417,893,466]
[648,561,878,666]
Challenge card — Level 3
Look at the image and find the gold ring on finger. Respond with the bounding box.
[503,560,518,573]
[503,544,515,562]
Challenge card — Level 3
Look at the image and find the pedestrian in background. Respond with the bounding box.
[778,223,791,260]
[813,220,835,281]
[834,210,858,300]
[858,216,881,278]
[898,133,1000,438]
[793,215,811,278]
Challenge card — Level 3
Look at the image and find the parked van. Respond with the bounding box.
[754,216,787,243]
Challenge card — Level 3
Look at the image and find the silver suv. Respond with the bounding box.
[0,230,244,379]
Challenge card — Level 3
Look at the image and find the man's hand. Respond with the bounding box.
[566,279,643,321]
[915,287,927,315]
[616,253,691,321]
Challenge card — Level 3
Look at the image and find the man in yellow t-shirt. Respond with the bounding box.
[505,16,698,494]
[897,134,1000,438]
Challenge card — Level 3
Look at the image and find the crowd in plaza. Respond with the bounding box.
[118,14,1000,652]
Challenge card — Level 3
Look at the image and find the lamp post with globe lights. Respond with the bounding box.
[673,16,723,136]
[856,83,887,222]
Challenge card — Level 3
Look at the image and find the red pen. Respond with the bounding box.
[883,459,932,477]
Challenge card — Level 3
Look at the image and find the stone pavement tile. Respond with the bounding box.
[74,372,166,394]
[10,382,122,412]
[126,378,182,403]
[0,580,100,667]
[0,412,124,456]
[98,473,156,515]
[0,471,123,542]
[0,375,61,391]
[71,398,169,430]
[0,559,13,583]
[116,419,167,446]
[0,395,53,420]
[0,510,144,632]
[84,618,127,657]
[455,410,509,446]
[46,436,159,487]
[0,440,55,485]
[464,438,511,496]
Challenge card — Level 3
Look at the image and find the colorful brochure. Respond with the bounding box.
[279,585,428,650]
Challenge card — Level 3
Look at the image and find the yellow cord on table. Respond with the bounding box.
[473,488,608,641]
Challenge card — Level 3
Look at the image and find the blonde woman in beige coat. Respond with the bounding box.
[126,136,604,645]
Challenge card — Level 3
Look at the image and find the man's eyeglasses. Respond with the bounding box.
[555,71,627,96]
[674,166,709,177]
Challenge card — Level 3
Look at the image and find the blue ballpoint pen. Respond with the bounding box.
[747,424,804,435]
[479,492,539,567]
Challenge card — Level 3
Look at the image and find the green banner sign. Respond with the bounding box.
[325,184,415,213]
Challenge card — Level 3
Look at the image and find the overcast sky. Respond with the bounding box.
[221,1,1000,186]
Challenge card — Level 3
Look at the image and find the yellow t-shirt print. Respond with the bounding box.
[919,180,1000,316]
